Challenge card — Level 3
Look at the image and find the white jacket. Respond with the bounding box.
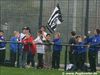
[34,36,45,54]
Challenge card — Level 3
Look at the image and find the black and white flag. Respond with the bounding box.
[47,4,63,33]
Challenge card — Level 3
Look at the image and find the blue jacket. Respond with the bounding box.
[10,36,18,53]
[53,38,62,52]
[87,35,100,52]
[0,36,6,48]
[74,42,87,54]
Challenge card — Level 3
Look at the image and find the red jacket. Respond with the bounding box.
[22,35,36,55]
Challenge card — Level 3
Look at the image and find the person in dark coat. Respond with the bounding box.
[68,31,76,64]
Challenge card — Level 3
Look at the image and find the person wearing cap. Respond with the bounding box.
[21,27,36,68]
[0,30,6,65]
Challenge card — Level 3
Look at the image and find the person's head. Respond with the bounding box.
[0,30,4,36]
[46,34,51,40]
[75,35,82,43]
[71,31,76,36]
[22,27,31,34]
[37,30,42,36]
[94,29,100,35]
[55,32,61,39]
[14,31,19,37]
[40,26,46,31]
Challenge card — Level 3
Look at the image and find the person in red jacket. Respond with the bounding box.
[22,34,36,54]
[22,27,36,68]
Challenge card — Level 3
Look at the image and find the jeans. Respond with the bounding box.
[21,51,27,68]
[27,51,35,67]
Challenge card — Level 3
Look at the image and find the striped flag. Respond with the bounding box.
[47,4,63,33]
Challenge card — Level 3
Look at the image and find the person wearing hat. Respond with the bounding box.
[17,26,31,67]
[21,27,36,68]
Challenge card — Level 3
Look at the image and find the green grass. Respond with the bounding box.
[1,66,100,75]
[1,67,62,75]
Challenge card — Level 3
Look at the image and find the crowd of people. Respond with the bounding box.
[0,26,100,72]
[69,29,100,72]
[0,26,62,70]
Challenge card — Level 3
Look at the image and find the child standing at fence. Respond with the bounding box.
[74,35,87,71]
[44,34,52,69]
[52,32,62,69]
[35,31,45,69]
[0,30,6,65]
[10,31,19,67]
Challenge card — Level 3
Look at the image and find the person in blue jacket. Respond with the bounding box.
[74,35,87,71]
[10,31,19,67]
[87,29,100,72]
[52,32,62,69]
[0,30,6,65]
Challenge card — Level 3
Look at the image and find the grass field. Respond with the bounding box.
[1,66,62,75]
[1,66,100,75]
